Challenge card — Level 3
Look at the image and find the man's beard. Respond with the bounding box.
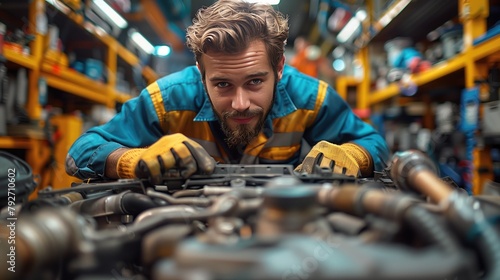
[208,87,276,149]
[220,108,267,148]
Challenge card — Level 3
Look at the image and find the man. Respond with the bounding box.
[289,36,336,84]
[65,0,389,184]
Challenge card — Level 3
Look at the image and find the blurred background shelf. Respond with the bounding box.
[4,45,37,69]
[362,0,459,45]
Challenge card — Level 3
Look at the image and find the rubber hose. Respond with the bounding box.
[121,192,158,216]
[404,205,460,253]
[470,220,500,280]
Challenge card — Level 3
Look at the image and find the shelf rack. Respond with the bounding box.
[0,0,161,191]
[349,0,498,194]
[4,46,37,69]
[367,34,500,105]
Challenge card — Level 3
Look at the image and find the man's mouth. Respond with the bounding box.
[231,116,254,125]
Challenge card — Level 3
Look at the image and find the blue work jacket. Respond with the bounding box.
[66,65,389,179]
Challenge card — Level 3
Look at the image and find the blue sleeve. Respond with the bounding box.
[304,86,390,172]
[66,88,165,179]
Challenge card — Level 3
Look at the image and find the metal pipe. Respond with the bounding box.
[147,188,213,207]
[172,189,204,198]
[69,191,129,217]
[390,150,453,203]
[0,209,86,278]
[134,205,198,224]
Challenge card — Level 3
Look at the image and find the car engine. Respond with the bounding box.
[1,150,500,280]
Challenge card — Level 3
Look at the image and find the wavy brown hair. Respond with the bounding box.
[186,0,289,79]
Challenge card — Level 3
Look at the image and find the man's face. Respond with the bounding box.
[199,40,284,148]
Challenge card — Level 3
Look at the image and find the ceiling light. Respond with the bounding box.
[355,10,367,22]
[336,17,361,43]
[131,31,154,54]
[154,45,171,57]
[93,0,128,29]
[332,46,346,58]
[333,59,346,72]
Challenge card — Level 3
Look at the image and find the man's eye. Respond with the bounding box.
[216,82,229,88]
[249,79,262,85]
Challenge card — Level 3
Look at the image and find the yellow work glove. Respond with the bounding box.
[295,141,373,177]
[116,133,216,184]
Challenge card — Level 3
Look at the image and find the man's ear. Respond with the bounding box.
[277,55,285,80]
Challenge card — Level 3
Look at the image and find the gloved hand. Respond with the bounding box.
[116,133,216,184]
[295,141,372,177]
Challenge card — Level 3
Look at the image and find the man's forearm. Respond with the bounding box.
[105,148,129,178]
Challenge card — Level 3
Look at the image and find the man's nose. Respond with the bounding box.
[232,88,251,112]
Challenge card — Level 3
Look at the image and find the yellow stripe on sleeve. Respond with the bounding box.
[308,80,328,127]
[146,82,169,133]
